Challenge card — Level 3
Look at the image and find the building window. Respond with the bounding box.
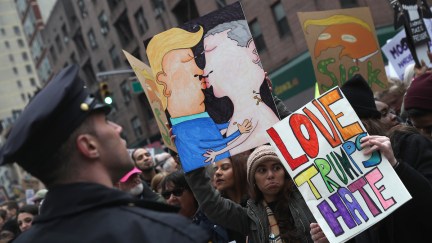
[30,78,36,86]
[134,8,149,35]
[70,52,78,64]
[87,29,98,49]
[216,0,226,9]
[21,93,26,102]
[22,52,28,61]
[9,54,14,62]
[14,26,20,35]
[50,46,57,62]
[340,0,358,8]
[17,80,22,88]
[121,80,131,104]
[77,0,88,18]
[5,40,10,48]
[97,60,106,72]
[73,30,88,55]
[98,11,110,36]
[151,0,165,12]
[172,0,199,24]
[107,0,121,10]
[272,2,291,37]
[61,24,69,43]
[17,39,25,48]
[110,46,121,68]
[249,19,266,52]
[26,65,32,74]
[0,28,5,35]
[131,116,143,137]
[83,61,96,85]
[114,11,133,46]
[13,67,18,74]
[55,35,63,53]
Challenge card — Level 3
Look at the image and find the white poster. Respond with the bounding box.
[267,87,411,243]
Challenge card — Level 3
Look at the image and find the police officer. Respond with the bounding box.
[0,65,209,242]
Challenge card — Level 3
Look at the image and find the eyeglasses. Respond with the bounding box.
[161,188,184,199]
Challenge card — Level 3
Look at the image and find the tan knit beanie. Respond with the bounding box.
[247,145,280,186]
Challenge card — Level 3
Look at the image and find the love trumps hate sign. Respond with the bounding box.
[267,87,411,243]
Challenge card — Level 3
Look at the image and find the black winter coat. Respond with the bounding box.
[15,182,209,243]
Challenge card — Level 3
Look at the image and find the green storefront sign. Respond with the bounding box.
[269,52,315,101]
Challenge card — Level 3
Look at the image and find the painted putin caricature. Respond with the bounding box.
[202,20,280,161]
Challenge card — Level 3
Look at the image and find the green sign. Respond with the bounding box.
[269,52,316,101]
[131,81,143,93]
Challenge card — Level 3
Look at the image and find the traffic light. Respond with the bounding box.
[99,82,113,105]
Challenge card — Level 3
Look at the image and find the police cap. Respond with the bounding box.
[0,65,111,167]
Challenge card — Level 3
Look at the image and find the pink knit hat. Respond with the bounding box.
[120,167,142,183]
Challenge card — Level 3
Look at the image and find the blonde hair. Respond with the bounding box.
[303,15,371,32]
[375,76,408,100]
[146,27,203,109]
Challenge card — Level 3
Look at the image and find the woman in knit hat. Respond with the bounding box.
[186,145,316,243]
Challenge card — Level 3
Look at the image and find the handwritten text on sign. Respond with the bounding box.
[267,87,411,243]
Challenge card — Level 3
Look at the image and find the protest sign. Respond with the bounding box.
[298,7,388,94]
[381,17,432,80]
[142,2,279,172]
[389,0,432,67]
[123,50,177,152]
[267,87,411,243]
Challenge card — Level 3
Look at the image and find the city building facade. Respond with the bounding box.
[0,0,41,130]
[37,0,403,148]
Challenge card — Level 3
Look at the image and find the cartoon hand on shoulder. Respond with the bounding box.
[235,119,253,134]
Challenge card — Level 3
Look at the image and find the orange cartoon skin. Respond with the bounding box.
[314,23,378,63]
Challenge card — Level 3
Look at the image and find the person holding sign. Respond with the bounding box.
[310,75,432,243]
[186,145,316,243]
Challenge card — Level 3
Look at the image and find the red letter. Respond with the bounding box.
[290,114,319,159]
[267,127,307,170]
[303,100,342,148]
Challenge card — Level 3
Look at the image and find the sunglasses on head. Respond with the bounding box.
[161,188,184,199]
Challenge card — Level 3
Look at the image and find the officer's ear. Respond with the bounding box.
[76,134,100,159]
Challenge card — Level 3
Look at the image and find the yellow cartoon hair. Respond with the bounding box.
[303,15,371,32]
[146,27,203,110]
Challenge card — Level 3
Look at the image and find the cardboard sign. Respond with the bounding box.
[298,7,388,94]
[123,50,177,152]
[267,87,411,243]
[143,2,279,172]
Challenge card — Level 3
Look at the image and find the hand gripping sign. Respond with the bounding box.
[267,87,411,243]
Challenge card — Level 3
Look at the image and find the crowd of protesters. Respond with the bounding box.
[0,48,432,243]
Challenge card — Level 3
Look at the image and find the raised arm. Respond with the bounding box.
[185,167,250,235]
